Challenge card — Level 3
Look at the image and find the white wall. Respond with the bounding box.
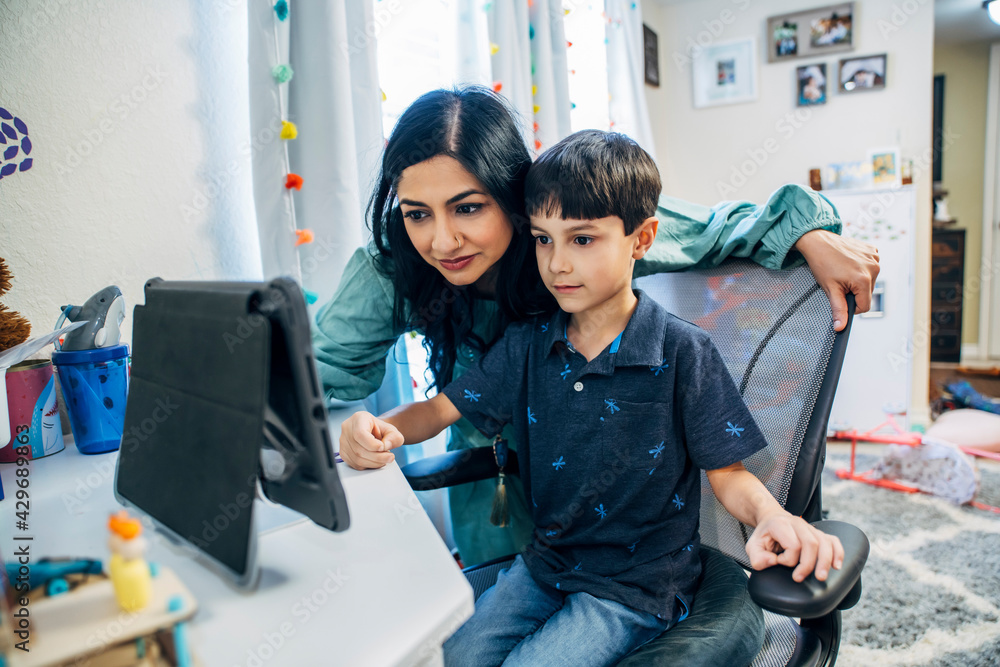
[0,1,262,349]
[643,0,934,425]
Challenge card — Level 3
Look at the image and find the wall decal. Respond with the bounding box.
[0,107,33,180]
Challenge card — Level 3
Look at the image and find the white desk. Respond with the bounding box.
[0,409,473,666]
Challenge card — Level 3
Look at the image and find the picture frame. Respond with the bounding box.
[839,53,887,93]
[766,3,854,63]
[643,23,659,87]
[823,160,870,190]
[869,146,901,188]
[796,63,827,106]
[933,74,945,183]
[692,37,758,109]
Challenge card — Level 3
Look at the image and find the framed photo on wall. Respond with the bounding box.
[692,37,758,109]
[766,3,854,63]
[796,63,827,106]
[643,23,660,87]
[839,53,887,93]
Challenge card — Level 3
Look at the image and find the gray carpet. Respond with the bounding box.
[823,450,1000,666]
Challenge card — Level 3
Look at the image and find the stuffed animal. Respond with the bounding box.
[0,257,30,353]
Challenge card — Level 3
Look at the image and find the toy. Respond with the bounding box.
[0,258,30,353]
[0,257,31,466]
[3,558,103,597]
[4,564,198,666]
[107,510,152,612]
[940,380,1000,415]
[58,285,125,351]
[832,409,1000,514]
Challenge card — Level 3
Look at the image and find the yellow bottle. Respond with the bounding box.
[107,510,151,612]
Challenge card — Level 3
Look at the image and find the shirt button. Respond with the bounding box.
[573,381,584,392]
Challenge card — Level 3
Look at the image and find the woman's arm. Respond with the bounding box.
[794,229,880,331]
[312,247,407,401]
[635,184,879,331]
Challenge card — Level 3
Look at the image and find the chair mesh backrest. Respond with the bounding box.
[635,261,836,568]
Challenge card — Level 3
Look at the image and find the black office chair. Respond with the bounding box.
[403,260,870,667]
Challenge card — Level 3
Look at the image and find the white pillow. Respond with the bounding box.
[926,409,1000,452]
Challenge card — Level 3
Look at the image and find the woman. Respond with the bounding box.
[313,87,878,665]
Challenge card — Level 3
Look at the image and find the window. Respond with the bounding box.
[564,2,610,132]
[376,0,490,137]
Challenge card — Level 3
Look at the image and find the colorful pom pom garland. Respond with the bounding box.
[294,229,314,246]
[272,64,294,84]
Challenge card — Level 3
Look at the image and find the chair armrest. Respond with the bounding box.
[746,520,869,619]
[401,448,520,491]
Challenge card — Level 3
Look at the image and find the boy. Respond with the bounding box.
[340,130,844,666]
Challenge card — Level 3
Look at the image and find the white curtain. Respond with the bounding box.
[247,0,382,306]
[247,0,418,460]
[605,0,656,159]
[487,0,572,154]
[247,0,299,283]
[456,0,492,86]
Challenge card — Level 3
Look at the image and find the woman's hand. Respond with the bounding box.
[746,511,845,583]
[338,410,404,470]
[794,229,880,332]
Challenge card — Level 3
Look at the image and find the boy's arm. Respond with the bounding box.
[338,394,460,470]
[339,320,530,471]
[706,462,845,583]
[381,393,461,444]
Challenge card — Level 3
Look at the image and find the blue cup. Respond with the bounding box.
[52,344,130,455]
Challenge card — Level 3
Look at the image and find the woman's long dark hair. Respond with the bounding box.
[369,86,555,391]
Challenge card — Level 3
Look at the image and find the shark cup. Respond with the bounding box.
[51,344,129,455]
[0,359,65,462]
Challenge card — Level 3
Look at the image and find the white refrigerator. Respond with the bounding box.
[823,186,916,431]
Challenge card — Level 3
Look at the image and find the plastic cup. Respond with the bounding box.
[52,344,130,455]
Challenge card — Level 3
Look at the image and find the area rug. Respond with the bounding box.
[822,449,1000,666]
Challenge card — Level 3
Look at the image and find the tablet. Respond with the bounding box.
[115,277,350,588]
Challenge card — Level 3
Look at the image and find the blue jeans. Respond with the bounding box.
[444,556,669,667]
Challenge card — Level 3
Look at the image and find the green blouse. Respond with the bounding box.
[312,184,841,565]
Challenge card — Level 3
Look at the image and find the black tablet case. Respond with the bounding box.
[115,277,349,586]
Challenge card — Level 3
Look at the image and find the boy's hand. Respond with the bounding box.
[338,410,404,470]
[746,511,845,583]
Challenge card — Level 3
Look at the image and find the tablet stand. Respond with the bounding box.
[115,277,349,587]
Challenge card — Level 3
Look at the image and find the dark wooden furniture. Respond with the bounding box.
[930,228,965,362]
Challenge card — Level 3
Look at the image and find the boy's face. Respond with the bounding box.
[530,212,657,314]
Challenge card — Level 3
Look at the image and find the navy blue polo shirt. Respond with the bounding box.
[442,290,767,622]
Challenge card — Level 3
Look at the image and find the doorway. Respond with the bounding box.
[932,3,1000,365]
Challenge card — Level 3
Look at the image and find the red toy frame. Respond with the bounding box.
[830,413,1000,514]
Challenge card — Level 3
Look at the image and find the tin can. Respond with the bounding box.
[1,359,65,462]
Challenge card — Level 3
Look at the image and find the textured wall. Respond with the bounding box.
[0,0,262,350]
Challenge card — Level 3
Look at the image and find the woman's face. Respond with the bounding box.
[396,155,514,291]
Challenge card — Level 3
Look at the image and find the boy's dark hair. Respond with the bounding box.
[525,130,662,234]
